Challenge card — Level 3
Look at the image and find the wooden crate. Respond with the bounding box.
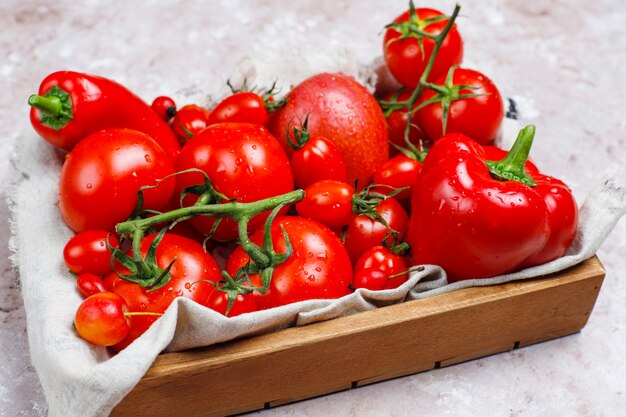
[112,256,605,417]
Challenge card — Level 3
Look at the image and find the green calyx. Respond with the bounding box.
[286,114,312,151]
[417,66,487,136]
[385,0,452,51]
[226,78,287,113]
[485,125,538,187]
[28,85,73,130]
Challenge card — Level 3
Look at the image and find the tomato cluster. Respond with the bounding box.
[29,1,577,351]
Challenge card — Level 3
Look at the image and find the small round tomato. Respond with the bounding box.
[354,246,408,290]
[344,197,409,264]
[384,8,463,88]
[226,216,352,310]
[381,89,426,155]
[372,155,422,202]
[63,230,120,275]
[151,96,177,121]
[58,128,176,233]
[74,292,131,346]
[351,268,388,291]
[296,181,354,229]
[415,68,504,144]
[291,135,348,189]
[172,104,211,143]
[106,233,220,351]
[175,123,294,241]
[208,92,269,126]
[207,290,258,317]
[76,273,108,298]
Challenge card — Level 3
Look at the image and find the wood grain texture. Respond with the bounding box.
[112,256,605,417]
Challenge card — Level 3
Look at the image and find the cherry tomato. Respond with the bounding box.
[351,268,388,291]
[175,123,294,241]
[270,73,388,186]
[296,181,354,229]
[207,290,258,317]
[226,216,352,310]
[344,197,409,264]
[381,89,426,155]
[74,292,131,346]
[76,273,108,298]
[291,135,348,189]
[415,68,504,144]
[372,155,422,202]
[208,92,269,126]
[172,104,211,143]
[59,128,176,233]
[354,246,408,290]
[384,7,463,88]
[151,96,177,121]
[106,233,220,351]
[63,230,119,275]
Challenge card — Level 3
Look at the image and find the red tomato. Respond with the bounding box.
[175,123,294,241]
[415,68,504,144]
[372,155,422,202]
[344,197,409,264]
[76,273,108,298]
[58,128,176,233]
[63,230,119,275]
[74,292,131,346]
[151,96,177,121]
[226,216,352,310]
[354,246,408,290]
[269,73,388,186]
[296,180,354,229]
[382,89,426,155]
[208,92,269,126]
[207,290,258,317]
[351,268,388,291]
[384,8,463,88]
[106,233,220,351]
[172,104,211,143]
[291,135,348,189]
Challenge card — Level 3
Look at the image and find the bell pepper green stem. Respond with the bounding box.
[28,94,63,116]
[485,125,537,187]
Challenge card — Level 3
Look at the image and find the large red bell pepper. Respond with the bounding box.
[407,125,578,281]
[28,71,180,158]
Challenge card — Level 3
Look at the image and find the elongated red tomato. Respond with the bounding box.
[58,129,176,233]
[175,123,294,241]
[226,217,352,310]
[270,73,388,186]
[384,8,463,88]
[105,233,219,351]
[208,92,269,126]
[64,230,119,276]
[296,180,354,229]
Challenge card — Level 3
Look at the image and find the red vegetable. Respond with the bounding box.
[354,246,408,290]
[175,123,294,241]
[64,230,119,276]
[415,67,504,144]
[380,89,426,155]
[226,216,352,310]
[151,96,177,121]
[384,6,463,88]
[372,154,423,203]
[58,128,176,233]
[269,73,388,186]
[407,126,578,281]
[76,273,109,298]
[172,104,211,143]
[28,71,180,157]
[351,268,388,291]
[208,92,269,126]
[296,180,354,229]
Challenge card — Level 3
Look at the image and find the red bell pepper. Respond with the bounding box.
[28,71,180,158]
[407,125,578,281]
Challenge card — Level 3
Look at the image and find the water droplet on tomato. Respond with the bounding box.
[308,275,315,282]
[86,183,92,189]
[315,266,322,272]
[144,154,151,162]
[184,283,191,290]
[139,303,147,310]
